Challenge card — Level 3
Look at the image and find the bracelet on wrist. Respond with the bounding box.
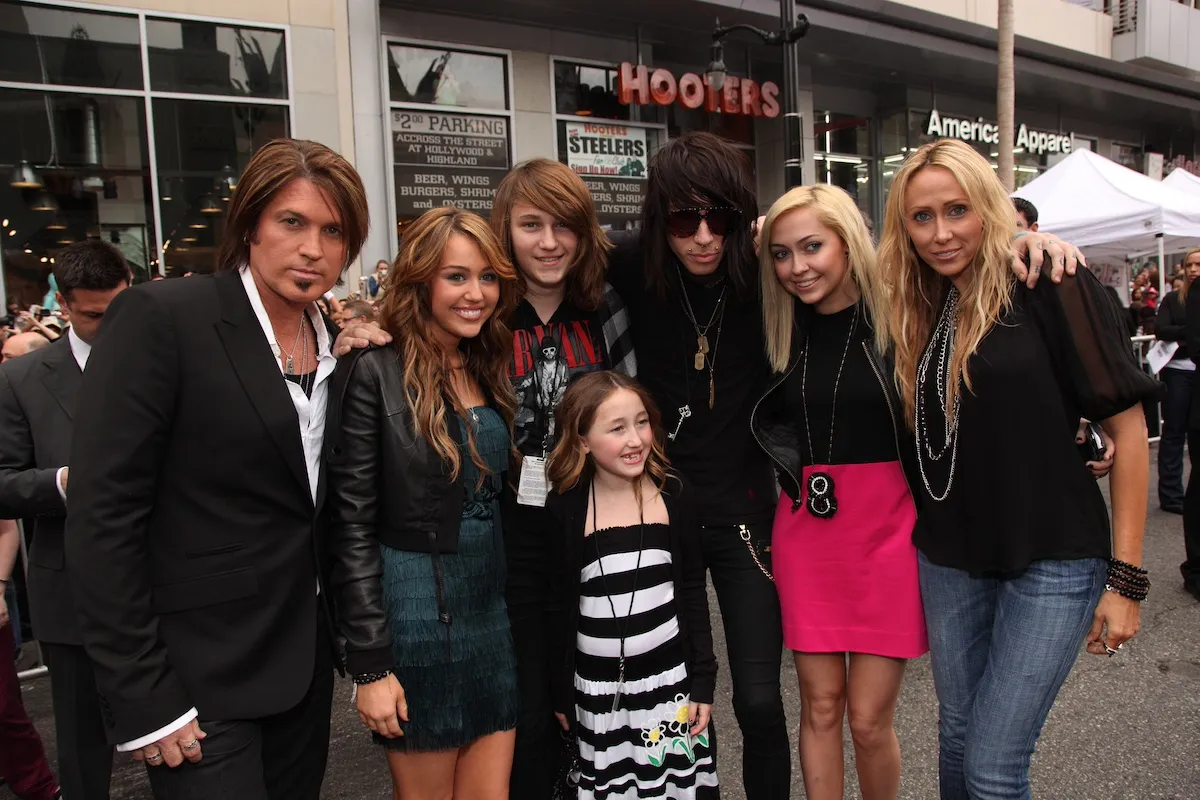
[352,670,392,686]
[1105,558,1150,602]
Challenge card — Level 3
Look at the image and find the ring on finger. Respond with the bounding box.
[182,739,200,751]
[146,751,164,763]
[1105,645,1120,656]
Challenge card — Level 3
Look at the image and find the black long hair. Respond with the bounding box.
[639,132,759,300]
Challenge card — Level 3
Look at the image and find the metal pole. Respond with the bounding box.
[781,0,805,189]
[1157,234,1166,298]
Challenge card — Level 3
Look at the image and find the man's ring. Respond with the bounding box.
[146,751,163,762]
[183,739,200,751]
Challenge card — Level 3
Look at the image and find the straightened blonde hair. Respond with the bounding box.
[879,138,1018,428]
[547,371,671,507]
[759,184,890,373]
[376,207,518,483]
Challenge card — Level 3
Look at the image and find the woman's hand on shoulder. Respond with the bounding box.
[1011,232,1086,289]
[355,673,408,738]
[334,321,392,357]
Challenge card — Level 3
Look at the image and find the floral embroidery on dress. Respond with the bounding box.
[639,693,710,768]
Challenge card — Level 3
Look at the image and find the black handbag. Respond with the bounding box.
[551,728,582,800]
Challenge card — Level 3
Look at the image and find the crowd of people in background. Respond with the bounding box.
[0,132,1165,800]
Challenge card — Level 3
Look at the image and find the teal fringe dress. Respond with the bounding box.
[376,406,520,751]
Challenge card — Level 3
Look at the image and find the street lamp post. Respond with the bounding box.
[706,2,810,189]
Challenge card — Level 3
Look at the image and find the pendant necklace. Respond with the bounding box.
[915,288,962,501]
[590,480,645,712]
[670,265,726,442]
[280,313,307,375]
[799,303,859,520]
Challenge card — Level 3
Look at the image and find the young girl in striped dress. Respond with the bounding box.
[545,371,719,799]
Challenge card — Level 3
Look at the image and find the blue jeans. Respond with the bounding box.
[918,553,1105,800]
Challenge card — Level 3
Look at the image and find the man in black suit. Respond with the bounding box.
[0,239,131,800]
[64,139,371,798]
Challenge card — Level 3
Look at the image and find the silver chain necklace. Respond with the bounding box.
[915,288,961,502]
[799,303,859,519]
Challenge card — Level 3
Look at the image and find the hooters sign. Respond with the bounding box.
[616,62,780,119]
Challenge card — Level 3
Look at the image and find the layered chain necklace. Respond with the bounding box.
[915,287,962,502]
[590,480,645,712]
[799,303,859,519]
[669,265,727,442]
[278,313,315,397]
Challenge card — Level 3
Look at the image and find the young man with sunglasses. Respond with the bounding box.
[606,132,791,799]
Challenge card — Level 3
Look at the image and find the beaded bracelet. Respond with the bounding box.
[352,670,392,686]
[1106,558,1150,602]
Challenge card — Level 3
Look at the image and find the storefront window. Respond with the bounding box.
[147,18,288,99]
[815,112,872,219]
[388,43,512,238]
[388,43,509,111]
[554,62,629,121]
[0,1,291,302]
[1111,142,1143,171]
[154,99,288,276]
[0,88,153,303]
[551,59,665,231]
[0,1,142,90]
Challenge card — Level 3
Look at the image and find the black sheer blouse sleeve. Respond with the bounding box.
[1026,269,1163,423]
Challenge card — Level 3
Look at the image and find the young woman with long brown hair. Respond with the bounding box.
[545,371,717,799]
[327,206,520,799]
[880,138,1158,799]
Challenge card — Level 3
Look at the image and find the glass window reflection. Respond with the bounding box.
[388,44,508,110]
[147,18,287,99]
[0,88,156,305]
[0,0,142,90]
[554,62,629,120]
[153,98,288,276]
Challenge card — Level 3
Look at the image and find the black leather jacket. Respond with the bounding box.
[750,304,920,507]
[325,345,472,675]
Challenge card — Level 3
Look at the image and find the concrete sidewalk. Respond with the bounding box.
[5,460,1199,799]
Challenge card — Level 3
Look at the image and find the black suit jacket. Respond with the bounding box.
[0,336,80,644]
[65,269,337,744]
[1187,286,1200,429]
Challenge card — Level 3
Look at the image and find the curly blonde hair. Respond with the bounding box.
[375,207,519,482]
[879,138,1018,427]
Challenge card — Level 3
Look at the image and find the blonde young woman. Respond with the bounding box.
[327,206,521,799]
[751,184,926,800]
[880,138,1158,800]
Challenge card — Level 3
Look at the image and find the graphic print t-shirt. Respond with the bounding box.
[509,299,610,458]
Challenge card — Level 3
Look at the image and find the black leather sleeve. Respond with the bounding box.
[326,350,395,676]
[674,484,716,704]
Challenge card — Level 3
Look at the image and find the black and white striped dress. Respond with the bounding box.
[574,523,718,799]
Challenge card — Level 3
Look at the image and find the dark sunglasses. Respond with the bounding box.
[666,206,739,239]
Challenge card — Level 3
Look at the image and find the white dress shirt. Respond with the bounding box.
[116,268,337,753]
[55,328,91,499]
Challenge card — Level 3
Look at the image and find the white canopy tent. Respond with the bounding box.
[1164,168,1200,199]
[1013,150,1200,298]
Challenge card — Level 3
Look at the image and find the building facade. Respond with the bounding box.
[1,0,1198,307]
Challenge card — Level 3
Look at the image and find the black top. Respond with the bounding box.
[508,298,611,458]
[1155,290,1189,363]
[784,304,898,467]
[283,369,317,399]
[913,271,1161,575]
[546,477,716,718]
[608,234,776,526]
[503,297,612,606]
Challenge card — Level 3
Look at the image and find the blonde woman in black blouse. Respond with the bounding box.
[880,139,1158,800]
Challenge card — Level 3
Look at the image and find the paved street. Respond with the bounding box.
[5,451,1199,799]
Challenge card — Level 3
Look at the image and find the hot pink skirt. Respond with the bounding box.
[772,460,928,659]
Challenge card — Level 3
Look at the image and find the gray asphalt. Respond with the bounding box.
[5,451,1199,799]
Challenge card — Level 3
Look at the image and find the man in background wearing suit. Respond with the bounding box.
[0,239,131,799]
[64,139,370,799]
